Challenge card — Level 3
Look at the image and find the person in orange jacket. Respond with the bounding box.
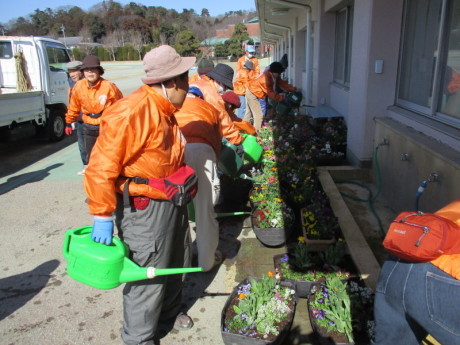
[189,57,214,83]
[83,46,196,344]
[65,55,123,175]
[245,61,297,130]
[371,199,460,345]
[174,87,226,272]
[233,45,260,119]
[65,60,87,175]
[190,63,245,148]
[221,90,257,136]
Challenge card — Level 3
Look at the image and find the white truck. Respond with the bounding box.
[0,36,71,141]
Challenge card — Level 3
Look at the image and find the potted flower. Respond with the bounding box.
[221,274,296,345]
[308,276,374,344]
[274,239,351,298]
[301,194,339,250]
[251,197,295,247]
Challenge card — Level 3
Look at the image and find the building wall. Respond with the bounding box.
[374,117,460,212]
[258,0,459,212]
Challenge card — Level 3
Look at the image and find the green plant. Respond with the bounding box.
[224,275,295,338]
[301,204,338,240]
[253,198,294,229]
[276,240,349,282]
[310,276,353,341]
[309,276,374,343]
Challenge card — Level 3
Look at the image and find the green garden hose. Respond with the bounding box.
[335,146,386,238]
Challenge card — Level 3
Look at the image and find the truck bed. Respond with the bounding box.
[0,91,45,128]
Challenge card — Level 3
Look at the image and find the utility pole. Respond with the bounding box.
[60,24,67,47]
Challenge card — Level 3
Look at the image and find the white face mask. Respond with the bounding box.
[247,53,253,58]
[161,82,171,102]
[214,81,225,95]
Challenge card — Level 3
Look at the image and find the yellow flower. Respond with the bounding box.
[267,271,274,277]
[238,293,245,299]
[274,198,283,202]
[298,236,305,243]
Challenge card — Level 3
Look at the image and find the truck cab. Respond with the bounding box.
[0,36,71,141]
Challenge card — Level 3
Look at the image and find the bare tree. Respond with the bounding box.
[128,30,144,60]
[78,26,96,56]
[102,30,122,61]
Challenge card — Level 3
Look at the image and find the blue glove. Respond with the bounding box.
[91,217,114,245]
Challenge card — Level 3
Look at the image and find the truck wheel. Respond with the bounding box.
[47,108,66,142]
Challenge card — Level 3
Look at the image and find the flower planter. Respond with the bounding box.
[221,277,296,345]
[303,236,336,252]
[300,207,337,251]
[273,254,314,298]
[251,214,290,247]
[308,301,355,345]
[273,254,354,299]
[307,278,374,345]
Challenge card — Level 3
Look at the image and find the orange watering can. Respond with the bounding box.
[63,226,202,289]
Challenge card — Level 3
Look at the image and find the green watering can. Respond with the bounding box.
[218,140,244,177]
[241,134,263,163]
[63,227,202,289]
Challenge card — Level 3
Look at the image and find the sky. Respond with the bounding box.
[0,0,256,24]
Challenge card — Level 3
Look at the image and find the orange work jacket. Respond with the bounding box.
[430,199,460,280]
[225,108,257,136]
[190,78,244,145]
[233,55,260,96]
[248,69,296,102]
[84,85,185,217]
[65,78,123,126]
[175,95,222,156]
[189,74,211,84]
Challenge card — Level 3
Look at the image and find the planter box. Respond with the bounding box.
[221,277,296,345]
[251,213,291,247]
[273,254,357,299]
[308,303,355,345]
[307,280,374,345]
[300,207,336,251]
[273,254,314,298]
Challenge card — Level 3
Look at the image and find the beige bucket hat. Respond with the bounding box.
[141,45,196,84]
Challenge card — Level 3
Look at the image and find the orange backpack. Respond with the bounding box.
[383,210,460,262]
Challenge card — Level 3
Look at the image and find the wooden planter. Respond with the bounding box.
[300,207,336,251]
[221,277,296,345]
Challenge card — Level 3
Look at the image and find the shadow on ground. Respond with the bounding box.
[0,259,60,320]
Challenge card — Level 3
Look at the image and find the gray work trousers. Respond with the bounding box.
[115,198,191,345]
[184,143,220,271]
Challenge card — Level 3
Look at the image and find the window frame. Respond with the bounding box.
[396,0,460,129]
[333,4,354,87]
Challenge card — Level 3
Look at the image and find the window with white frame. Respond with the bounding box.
[333,4,354,86]
[397,0,460,127]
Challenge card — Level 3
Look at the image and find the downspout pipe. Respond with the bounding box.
[305,6,312,106]
[265,21,292,82]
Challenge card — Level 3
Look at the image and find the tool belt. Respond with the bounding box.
[85,113,102,119]
[123,165,198,210]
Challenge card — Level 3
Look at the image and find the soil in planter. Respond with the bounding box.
[223,290,296,343]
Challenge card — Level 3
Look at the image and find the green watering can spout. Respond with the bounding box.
[63,227,202,289]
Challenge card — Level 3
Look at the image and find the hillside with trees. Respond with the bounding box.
[0,1,257,60]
